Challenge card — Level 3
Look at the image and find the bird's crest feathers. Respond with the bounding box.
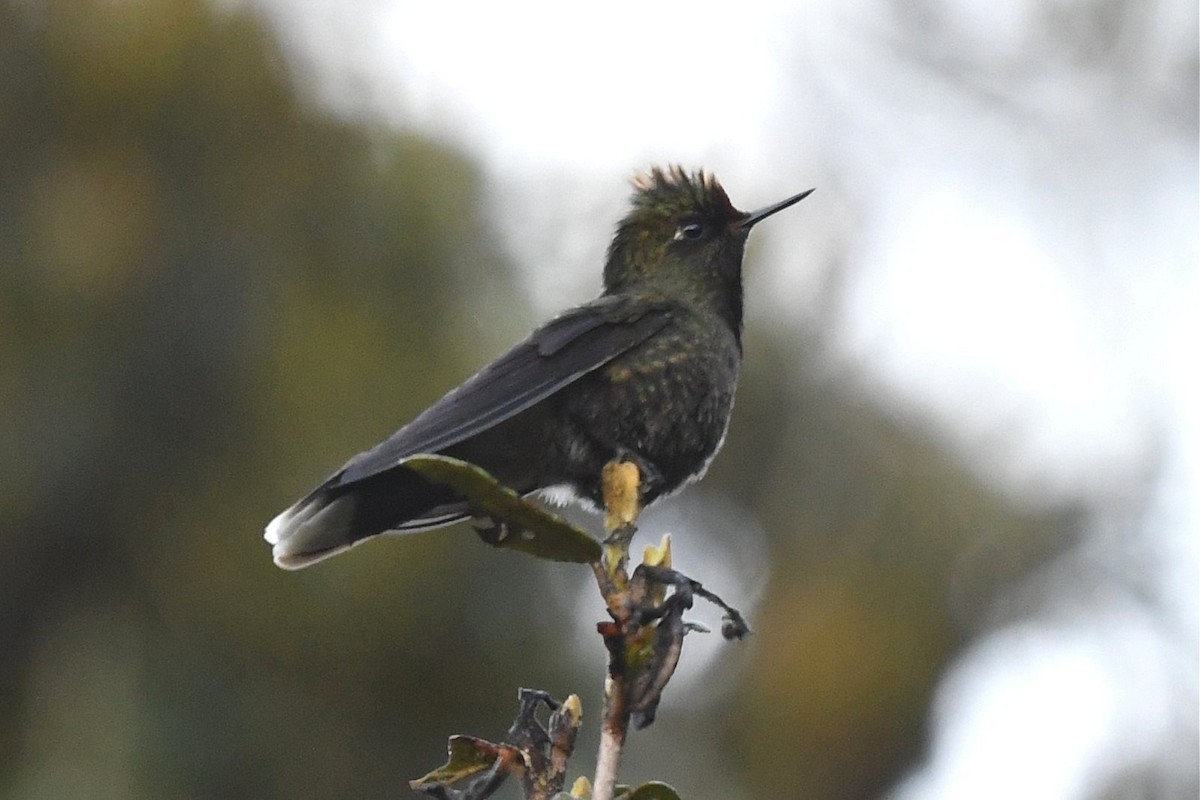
[629,165,739,223]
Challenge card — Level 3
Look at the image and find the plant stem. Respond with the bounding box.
[591,460,642,800]
[593,706,628,800]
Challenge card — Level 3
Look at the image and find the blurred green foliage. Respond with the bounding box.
[0,2,1076,799]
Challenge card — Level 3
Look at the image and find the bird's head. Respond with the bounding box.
[603,166,812,306]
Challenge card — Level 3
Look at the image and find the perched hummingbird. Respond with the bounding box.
[266,166,812,569]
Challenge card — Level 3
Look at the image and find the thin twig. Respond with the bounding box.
[592,533,634,800]
[592,687,628,800]
[591,461,642,800]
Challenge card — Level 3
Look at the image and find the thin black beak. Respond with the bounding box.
[737,187,815,230]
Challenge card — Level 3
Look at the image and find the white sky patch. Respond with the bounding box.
[894,615,1180,800]
[255,0,801,173]
[839,173,1153,501]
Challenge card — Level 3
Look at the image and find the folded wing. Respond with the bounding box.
[265,294,673,569]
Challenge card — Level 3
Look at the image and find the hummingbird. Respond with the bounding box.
[266,166,812,569]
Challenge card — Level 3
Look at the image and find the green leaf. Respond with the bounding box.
[404,454,602,564]
[408,735,501,789]
[625,781,683,800]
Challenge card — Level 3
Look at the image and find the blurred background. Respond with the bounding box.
[1,1,1195,798]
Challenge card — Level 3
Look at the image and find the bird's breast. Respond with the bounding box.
[568,317,740,494]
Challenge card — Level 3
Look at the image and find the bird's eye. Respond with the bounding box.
[674,222,705,241]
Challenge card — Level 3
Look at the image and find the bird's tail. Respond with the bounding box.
[264,468,471,569]
[264,488,362,569]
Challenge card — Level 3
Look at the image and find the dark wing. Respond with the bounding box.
[333,294,673,486]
